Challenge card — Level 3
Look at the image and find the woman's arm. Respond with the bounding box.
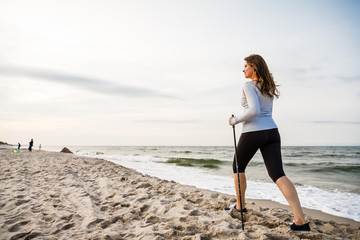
[230,83,260,125]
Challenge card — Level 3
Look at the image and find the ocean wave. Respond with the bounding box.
[283,161,359,167]
[284,153,358,159]
[170,150,193,154]
[166,158,224,169]
[247,161,264,167]
[283,154,307,158]
[310,165,360,174]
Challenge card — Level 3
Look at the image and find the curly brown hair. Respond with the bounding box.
[244,54,280,99]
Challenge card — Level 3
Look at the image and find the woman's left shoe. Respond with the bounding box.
[290,222,310,232]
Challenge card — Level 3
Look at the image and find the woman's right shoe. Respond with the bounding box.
[224,204,247,213]
[290,222,310,232]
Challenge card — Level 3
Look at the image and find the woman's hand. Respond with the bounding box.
[229,116,234,126]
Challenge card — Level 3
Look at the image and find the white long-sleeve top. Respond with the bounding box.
[231,81,277,133]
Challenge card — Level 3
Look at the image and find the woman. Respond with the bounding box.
[228,54,310,231]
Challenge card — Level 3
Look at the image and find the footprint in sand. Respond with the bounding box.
[8,220,30,232]
[15,194,26,199]
[183,204,192,210]
[61,223,75,230]
[52,223,76,235]
[136,182,151,189]
[15,199,30,206]
[100,220,112,229]
[188,209,201,216]
[140,204,150,213]
[9,231,32,240]
[146,215,161,224]
[87,218,104,229]
[136,197,149,203]
[100,205,110,211]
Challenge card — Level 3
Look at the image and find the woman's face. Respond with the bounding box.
[243,61,255,79]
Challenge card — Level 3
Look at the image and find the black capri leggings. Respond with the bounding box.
[233,128,285,182]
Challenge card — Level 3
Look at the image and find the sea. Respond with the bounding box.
[43,145,360,222]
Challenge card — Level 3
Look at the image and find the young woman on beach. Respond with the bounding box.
[228,54,310,231]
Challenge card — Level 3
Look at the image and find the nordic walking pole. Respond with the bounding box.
[231,114,245,230]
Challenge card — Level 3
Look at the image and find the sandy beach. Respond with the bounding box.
[0,147,359,240]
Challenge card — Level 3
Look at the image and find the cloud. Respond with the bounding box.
[312,121,360,125]
[0,65,176,99]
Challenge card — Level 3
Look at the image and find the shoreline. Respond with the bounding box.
[1,147,359,239]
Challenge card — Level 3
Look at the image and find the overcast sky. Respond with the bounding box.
[1,0,359,146]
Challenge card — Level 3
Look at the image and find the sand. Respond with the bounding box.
[0,147,359,240]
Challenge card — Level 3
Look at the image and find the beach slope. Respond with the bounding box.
[0,148,359,239]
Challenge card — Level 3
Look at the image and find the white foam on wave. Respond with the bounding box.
[296,185,360,221]
[81,152,359,222]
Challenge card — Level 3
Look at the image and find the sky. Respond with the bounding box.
[0,0,359,146]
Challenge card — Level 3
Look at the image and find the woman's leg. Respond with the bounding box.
[260,129,306,225]
[233,173,247,210]
[276,176,306,225]
[232,132,260,211]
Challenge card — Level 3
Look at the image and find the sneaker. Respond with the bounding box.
[224,204,247,213]
[290,222,310,232]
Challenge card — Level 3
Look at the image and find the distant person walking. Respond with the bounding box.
[228,54,310,231]
[39,144,41,150]
[28,139,34,152]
